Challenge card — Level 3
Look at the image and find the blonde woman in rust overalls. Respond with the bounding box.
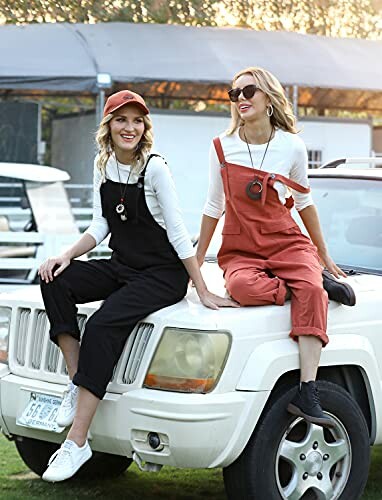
[197,67,356,429]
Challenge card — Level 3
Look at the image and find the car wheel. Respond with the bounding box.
[223,381,370,500]
[15,436,132,479]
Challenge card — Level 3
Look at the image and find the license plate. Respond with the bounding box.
[17,392,64,433]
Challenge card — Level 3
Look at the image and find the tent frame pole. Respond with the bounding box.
[96,89,105,127]
[293,85,299,118]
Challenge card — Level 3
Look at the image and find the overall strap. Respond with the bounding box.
[213,137,226,167]
[138,153,165,186]
[271,173,311,194]
[132,154,164,223]
[261,172,311,206]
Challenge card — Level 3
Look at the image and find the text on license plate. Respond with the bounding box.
[17,392,64,433]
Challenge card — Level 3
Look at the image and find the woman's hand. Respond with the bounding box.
[197,289,240,310]
[38,254,71,283]
[181,255,239,309]
[319,251,346,279]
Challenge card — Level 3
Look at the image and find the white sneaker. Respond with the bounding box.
[56,382,78,427]
[42,439,92,482]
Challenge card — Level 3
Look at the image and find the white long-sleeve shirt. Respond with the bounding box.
[85,154,195,260]
[203,128,314,218]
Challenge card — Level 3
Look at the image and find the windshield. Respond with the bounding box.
[206,176,382,273]
[304,177,381,273]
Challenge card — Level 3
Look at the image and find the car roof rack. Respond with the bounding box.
[321,158,382,169]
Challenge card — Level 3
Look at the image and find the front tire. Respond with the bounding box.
[223,381,370,500]
[15,436,132,479]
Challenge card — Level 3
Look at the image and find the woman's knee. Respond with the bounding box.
[227,273,248,302]
[39,272,67,295]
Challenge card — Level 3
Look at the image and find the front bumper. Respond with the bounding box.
[0,374,270,468]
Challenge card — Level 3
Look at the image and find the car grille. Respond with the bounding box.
[11,307,154,389]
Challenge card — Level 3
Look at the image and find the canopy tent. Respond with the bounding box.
[1,22,382,112]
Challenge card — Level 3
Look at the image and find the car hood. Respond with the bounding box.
[0,266,380,338]
[144,264,382,337]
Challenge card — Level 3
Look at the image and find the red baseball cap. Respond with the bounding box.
[103,90,149,117]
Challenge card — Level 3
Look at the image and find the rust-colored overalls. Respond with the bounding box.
[213,138,328,346]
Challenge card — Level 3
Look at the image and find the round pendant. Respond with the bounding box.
[246,179,263,200]
[116,203,125,214]
[116,203,127,221]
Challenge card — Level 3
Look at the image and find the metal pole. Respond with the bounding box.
[292,85,299,118]
[37,102,42,164]
[96,89,105,126]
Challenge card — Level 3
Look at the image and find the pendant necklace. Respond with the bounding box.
[243,126,274,201]
[115,157,133,221]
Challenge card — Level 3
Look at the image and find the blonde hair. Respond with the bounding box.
[95,112,154,180]
[227,67,298,135]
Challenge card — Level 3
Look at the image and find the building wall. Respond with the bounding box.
[299,117,372,167]
[372,126,382,155]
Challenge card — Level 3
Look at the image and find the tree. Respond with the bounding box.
[0,0,381,39]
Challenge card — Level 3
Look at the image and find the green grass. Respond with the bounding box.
[0,435,225,500]
[0,434,381,499]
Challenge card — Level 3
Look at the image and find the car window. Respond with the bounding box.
[304,177,381,272]
[206,177,382,273]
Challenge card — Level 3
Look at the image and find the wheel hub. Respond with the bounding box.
[304,450,323,476]
[276,415,352,500]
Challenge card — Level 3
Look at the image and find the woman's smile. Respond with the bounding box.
[120,133,136,142]
[238,103,252,113]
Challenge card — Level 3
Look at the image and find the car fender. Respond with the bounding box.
[236,334,381,438]
[0,364,11,436]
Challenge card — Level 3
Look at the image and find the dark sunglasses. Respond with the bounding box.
[228,84,259,102]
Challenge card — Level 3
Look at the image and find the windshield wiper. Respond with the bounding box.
[336,265,381,276]
[342,268,359,276]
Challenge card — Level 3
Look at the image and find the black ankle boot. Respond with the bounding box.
[287,381,335,428]
[322,270,356,306]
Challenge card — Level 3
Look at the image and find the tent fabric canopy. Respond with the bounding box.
[1,22,382,94]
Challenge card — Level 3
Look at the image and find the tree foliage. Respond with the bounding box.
[0,0,381,39]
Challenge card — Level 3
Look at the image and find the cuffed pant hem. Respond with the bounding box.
[72,372,105,400]
[289,326,329,347]
[49,326,81,346]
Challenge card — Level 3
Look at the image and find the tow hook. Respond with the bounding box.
[132,452,162,472]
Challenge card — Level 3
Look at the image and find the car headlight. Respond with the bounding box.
[0,307,11,364]
[144,328,231,393]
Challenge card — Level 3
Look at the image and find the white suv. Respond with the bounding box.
[0,166,381,499]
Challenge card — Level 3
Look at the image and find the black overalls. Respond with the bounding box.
[41,155,189,399]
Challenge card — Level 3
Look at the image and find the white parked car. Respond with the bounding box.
[0,166,381,499]
[0,162,109,284]
[0,162,79,284]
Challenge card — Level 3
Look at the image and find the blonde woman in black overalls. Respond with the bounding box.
[38,90,237,482]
